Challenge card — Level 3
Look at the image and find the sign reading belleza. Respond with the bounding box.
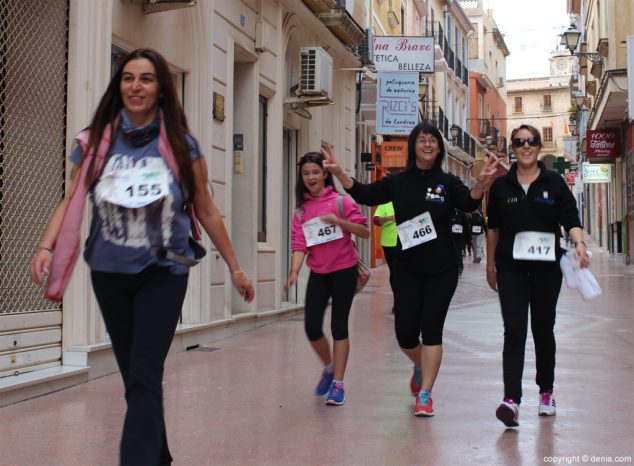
[373,36,435,72]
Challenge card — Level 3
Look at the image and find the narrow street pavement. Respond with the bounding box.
[1,242,633,466]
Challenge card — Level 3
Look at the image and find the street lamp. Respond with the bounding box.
[450,124,460,143]
[418,75,428,101]
[573,91,585,108]
[562,24,604,65]
[568,118,577,135]
[418,75,428,122]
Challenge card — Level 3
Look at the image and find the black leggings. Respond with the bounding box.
[304,266,357,341]
[392,267,459,348]
[91,266,189,466]
[382,245,397,294]
[496,261,562,403]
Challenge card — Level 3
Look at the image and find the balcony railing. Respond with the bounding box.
[425,21,445,54]
[445,45,454,72]
[438,107,448,139]
[473,118,509,153]
[455,56,462,80]
[462,65,469,86]
[449,125,476,159]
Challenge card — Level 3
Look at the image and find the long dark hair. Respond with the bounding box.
[405,122,446,172]
[82,48,194,199]
[295,152,337,208]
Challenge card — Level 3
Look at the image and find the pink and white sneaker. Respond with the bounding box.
[538,389,556,416]
[496,398,519,427]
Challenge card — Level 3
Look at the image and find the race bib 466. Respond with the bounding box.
[397,211,437,250]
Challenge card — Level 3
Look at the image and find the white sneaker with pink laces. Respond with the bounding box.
[496,398,519,427]
[538,389,556,416]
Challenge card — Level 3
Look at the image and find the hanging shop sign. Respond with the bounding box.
[381,141,408,168]
[582,162,612,183]
[563,135,578,162]
[376,72,418,136]
[565,170,578,184]
[586,129,621,160]
[373,36,435,72]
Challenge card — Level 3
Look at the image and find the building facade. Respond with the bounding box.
[566,0,633,259]
[505,50,577,168]
[459,0,509,193]
[360,0,478,265]
[0,0,366,405]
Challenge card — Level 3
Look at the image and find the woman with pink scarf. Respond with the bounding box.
[29,49,253,465]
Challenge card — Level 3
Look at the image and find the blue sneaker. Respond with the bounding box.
[315,369,334,397]
[326,382,345,406]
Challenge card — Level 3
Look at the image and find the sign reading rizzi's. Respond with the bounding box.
[376,72,418,135]
[373,36,435,72]
[586,129,621,159]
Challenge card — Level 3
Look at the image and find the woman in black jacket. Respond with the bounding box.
[323,122,500,417]
[486,124,590,427]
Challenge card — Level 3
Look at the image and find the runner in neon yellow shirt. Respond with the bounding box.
[374,202,397,313]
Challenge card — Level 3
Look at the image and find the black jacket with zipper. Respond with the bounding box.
[487,161,582,267]
[346,166,481,273]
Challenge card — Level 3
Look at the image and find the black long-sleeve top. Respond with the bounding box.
[487,162,582,267]
[346,166,481,273]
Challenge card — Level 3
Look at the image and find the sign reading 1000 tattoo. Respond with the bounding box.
[376,72,418,136]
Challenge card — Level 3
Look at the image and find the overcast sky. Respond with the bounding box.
[482,0,572,80]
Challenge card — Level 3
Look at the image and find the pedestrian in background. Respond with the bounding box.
[323,122,500,417]
[486,124,589,428]
[450,208,468,276]
[29,48,254,465]
[284,151,369,406]
[373,201,397,313]
[469,209,486,263]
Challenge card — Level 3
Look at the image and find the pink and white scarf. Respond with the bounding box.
[45,112,200,301]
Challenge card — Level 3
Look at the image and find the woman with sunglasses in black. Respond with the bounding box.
[486,124,590,427]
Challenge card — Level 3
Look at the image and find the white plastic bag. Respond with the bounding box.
[560,250,602,300]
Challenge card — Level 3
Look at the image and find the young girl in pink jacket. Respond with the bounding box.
[284,152,369,406]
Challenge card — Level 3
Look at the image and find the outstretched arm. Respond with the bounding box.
[320,213,370,238]
[471,155,502,200]
[321,145,354,190]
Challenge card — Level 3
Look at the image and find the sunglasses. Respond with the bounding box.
[512,137,540,148]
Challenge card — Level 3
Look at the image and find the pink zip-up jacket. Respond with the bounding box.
[291,186,368,274]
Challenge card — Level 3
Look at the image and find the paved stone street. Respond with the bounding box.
[1,243,633,465]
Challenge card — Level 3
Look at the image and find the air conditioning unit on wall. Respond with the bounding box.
[299,47,333,97]
[357,29,374,65]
